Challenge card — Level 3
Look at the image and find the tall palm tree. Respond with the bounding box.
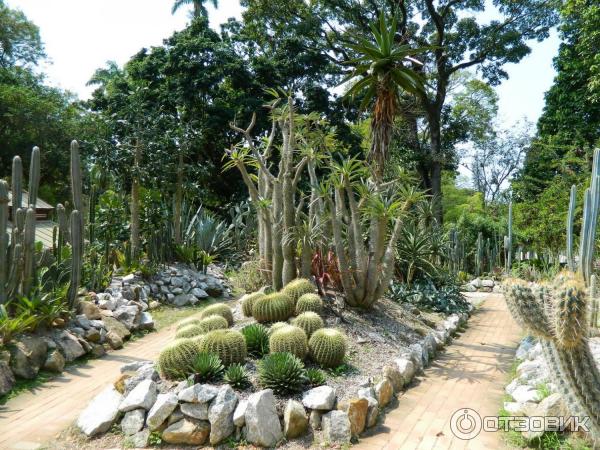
[171,0,218,18]
[344,12,426,181]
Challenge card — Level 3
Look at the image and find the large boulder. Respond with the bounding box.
[321,410,351,444]
[343,398,368,436]
[302,385,336,410]
[102,316,131,340]
[511,385,541,404]
[181,402,209,420]
[121,409,145,435]
[8,335,48,379]
[178,383,218,403]
[113,306,141,330]
[119,379,157,412]
[147,392,179,431]
[78,300,102,320]
[162,419,210,445]
[52,330,85,362]
[77,385,123,436]
[245,389,283,447]
[284,399,308,439]
[0,359,16,396]
[233,399,248,427]
[382,364,404,392]
[395,357,415,383]
[208,385,238,445]
[43,349,65,372]
[374,379,394,407]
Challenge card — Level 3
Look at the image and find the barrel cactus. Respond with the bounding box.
[292,312,324,338]
[197,314,229,333]
[175,324,205,339]
[252,293,294,322]
[268,322,290,336]
[200,303,234,326]
[282,278,314,304]
[308,328,347,368]
[296,293,323,314]
[176,317,201,330]
[198,329,247,366]
[157,338,200,379]
[242,292,266,317]
[269,325,308,359]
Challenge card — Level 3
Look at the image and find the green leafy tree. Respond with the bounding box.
[172,0,218,18]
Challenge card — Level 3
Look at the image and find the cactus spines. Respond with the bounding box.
[567,184,577,271]
[0,181,8,304]
[282,278,314,304]
[553,275,587,348]
[197,329,247,366]
[22,208,36,297]
[269,325,308,359]
[252,293,294,322]
[269,321,290,335]
[292,311,324,337]
[176,317,201,330]
[199,303,233,326]
[591,275,599,331]
[241,291,266,317]
[11,156,22,210]
[68,210,83,308]
[175,324,205,339]
[308,328,347,368]
[476,232,484,276]
[70,140,83,213]
[28,146,40,207]
[296,293,323,315]
[157,338,201,379]
[197,314,229,333]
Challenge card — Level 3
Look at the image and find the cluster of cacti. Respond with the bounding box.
[200,303,234,326]
[269,325,308,358]
[198,329,247,366]
[504,272,600,443]
[292,311,324,337]
[308,328,347,368]
[296,293,323,314]
[268,321,290,335]
[252,293,294,322]
[281,278,314,304]
[241,323,269,357]
[175,324,205,339]
[156,338,200,379]
[258,352,307,395]
[448,228,464,273]
[197,314,229,333]
[242,292,265,317]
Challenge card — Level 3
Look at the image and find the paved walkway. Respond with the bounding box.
[0,311,206,450]
[356,293,522,450]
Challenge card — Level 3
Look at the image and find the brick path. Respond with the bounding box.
[356,293,521,450]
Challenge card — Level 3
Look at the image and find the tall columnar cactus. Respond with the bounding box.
[0,181,8,304]
[591,274,599,331]
[506,202,513,272]
[28,146,40,207]
[67,210,83,308]
[11,156,22,210]
[475,232,484,276]
[22,208,36,297]
[579,149,600,284]
[567,184,577,271]
[504,273,600,444]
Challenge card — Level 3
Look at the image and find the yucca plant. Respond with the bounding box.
[241,323,269,357]
[223,363,250,389]
[258,352,307,395]
[188,352,224,384]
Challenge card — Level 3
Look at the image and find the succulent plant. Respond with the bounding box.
[157,338,200,380]
[189,352,224,383]
[175,324,205,339]
[252,293,294,322]
[258,352,307,395]
[269,325,308,359]
[242,292,266,317]
[200,303,234,326]
[292,312,324,338]
[306,368,326,387]
[198,329,247,366]
[308,328,347,368]
[197,314,229,333]
[176,317,201,330]
[268,322,290,335]
[282,278,314,304]
[241,323,269,357]
[223,363,250,389]
[295,293,323,314]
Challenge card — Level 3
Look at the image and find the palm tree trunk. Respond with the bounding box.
[130,139,141,262]
[174,150,183,245]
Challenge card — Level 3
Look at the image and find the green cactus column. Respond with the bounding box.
[11,156,22,210]
[567,185,577,271]
[68,141,84,308]
[28,146,40,207]
[507,202,513,272]
[0,181,8,304]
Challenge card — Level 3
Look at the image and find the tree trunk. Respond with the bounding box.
[130,139,141,261]
[428,112,443,224]
[174,150,183,246]
[271,181,284,290]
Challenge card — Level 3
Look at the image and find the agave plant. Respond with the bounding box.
[183,204,233,260]
[187,352,224,384]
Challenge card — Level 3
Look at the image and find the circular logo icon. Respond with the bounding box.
[450,408,482,440]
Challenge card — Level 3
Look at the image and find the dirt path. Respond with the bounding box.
[356,293,521,450]
[0,310,207,450]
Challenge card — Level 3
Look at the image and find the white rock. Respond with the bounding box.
[208,385,238,445]
[503,402,524,415]
[119,379,157,412]
[77,385,123,437]
[233,399,248,427]
[505,378,520,396]
[121,409,145,435]
[302,386,336,410]
[481,279,494,288]
[511,385,541,404]
[147,392,178,431]
[245,389,283,447]
[178,383,219,403]
[395,358,415,383]
[181,402,209,420]
[321,410,351,444]
[470,278,482,288]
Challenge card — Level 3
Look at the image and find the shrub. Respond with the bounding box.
[258,352,307,395]
[197,315,229,333]
[200,303,234,326]
[157,338,200,379]
[306,368,326,387]
[282,278,314,304]
[269,325,308,359]
[189,352,224,383]
[223,363,250,389]
[176,317,201,330]
[198,329,247,366]
[242,292,266,317]
[252,293,294,322]
[388,279,471,314]
[175,324,205,339]
[308,328,347,368]
[241,323,270,357]
[296,293,323,314]
[292,312,324,337]
[230,259,267,293]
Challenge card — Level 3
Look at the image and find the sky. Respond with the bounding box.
[8,0,560,128]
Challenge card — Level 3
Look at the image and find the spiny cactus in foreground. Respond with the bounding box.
[268,321,290,335]
[282,278,314,304]
[269,325,308,359]
[241,291,266,317]
[296,293,323,315]
[175,324,205,339]
[176,317,201,330]
[252,292,294,322]
[197,314,229,333]
[308,328,347,368]
[292,311,324,337]
[157,338,200,379]
[198,329,247,366]
[504,272,600,443]
[199,303,234,326]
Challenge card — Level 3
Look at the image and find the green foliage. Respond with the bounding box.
[223,363,250,389]
[295,293,323,315]
[305,368,326,387]
[258,352,307,395]
[281,278,315,305]
[252,293,294,322]
[188,352,224,383]
[241,323,269,358]
[242,292,265,317]
[183,205,233,260]
[229,259,268,294]
[308,328,347,369]
[388,280,471,314]
[198,329,247,366]
[0,304,37,346]
[269,325,308,359]
[292,312,324,338]
[157,338,200,380]
[199,303,233,326]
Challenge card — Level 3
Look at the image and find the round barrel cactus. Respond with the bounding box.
[308,328,347,368]
[198,329,247,366]
[269,325,308,359]
[252,293,294,322]
[197,314,229,333]
[292,312,324,338]
[242,292,266,317]
[296,293,323,314]
[200,303,234,326]
[282,278,315,304]
[175,324,205,339]
[157,338,200,379]
[176,317,201,330]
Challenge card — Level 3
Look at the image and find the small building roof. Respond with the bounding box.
[7,220,55,248]
[8,190,54,210]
